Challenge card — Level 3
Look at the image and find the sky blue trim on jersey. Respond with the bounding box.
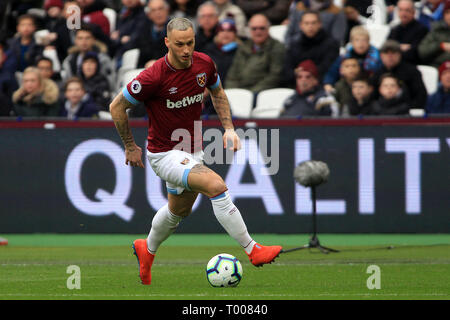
[210,192,226,201]
[208,75,221,90]
[182,168,191,191]
[167,187,178,195]
[122,87,139,105]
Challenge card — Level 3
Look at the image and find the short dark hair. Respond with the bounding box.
[352,72,371,85]
[36,56,53,67]
[64,76,85,92]
[300,10,321,23]
[379,73,402,87]
[75,24,95,36]
[17,14,36,26]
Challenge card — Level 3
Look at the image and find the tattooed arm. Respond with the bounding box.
[109,92,144,167]
[209,84,241,151]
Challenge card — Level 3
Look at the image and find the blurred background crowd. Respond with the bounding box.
[0,0,449,119]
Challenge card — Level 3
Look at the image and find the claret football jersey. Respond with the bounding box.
[123,51,220,153]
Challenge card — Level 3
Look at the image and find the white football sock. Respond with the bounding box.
[147,204,183,254]
[210,191,256,254]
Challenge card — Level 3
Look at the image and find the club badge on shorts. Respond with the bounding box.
[196,73,207,87]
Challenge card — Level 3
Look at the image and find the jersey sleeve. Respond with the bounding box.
[122,67,159,105]
[206,57,221,90]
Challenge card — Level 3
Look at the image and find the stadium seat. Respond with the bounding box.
[269,25,287,44]
[117,49,141,91]
[224,88,254,118]
[364,24,390,49]
[103,8,117,34]
[251,88,295,118]
[417,65,439,95]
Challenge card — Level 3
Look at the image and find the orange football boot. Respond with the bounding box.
[132,239,155,285]
[246,243,282,267]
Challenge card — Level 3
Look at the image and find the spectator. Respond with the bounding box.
[202,19,241,115]
[285,0,347,48]
[426,60,450,113]
[324,26,382,92]
[0,37,18,110]
[281,60,339,117]
[282,10,339,87]
[169,0,200,21]
[333,57,361,115]
[195,1,220,52]
[372,39,428,108]
[110,0,147,59]
[225,14,285,93]
[204,19,240,87]
[236,0,291,26]
[42,0,72,63]
[60,76,100,119]
[79,52,111,110]
[35,56,63,88]
[418,1,450,67]
[417,0,445,29]
[348,74,376,116]
[136,0,170,69]
[12,66,59,117]
[213,0,247,38]
[76,0,110,36]
[372,73,410,115]
[62,25,115,88]
[7,14,43,72]
[388,0,429,65]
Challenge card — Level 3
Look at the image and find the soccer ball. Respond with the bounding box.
[206,253,243,287]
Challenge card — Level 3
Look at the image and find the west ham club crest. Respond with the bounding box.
[196,73,207,87]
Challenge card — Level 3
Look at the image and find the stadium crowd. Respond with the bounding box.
[0,0,449,119]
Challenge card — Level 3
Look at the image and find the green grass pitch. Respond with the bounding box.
[0,234,449,300]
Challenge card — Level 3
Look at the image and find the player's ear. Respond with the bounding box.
[164,36,169,48]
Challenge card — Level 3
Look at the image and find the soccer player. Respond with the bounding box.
[109,17,282,285]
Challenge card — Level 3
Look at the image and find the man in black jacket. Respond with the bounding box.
[370,40,427,109]
[387,0,429,65]
[282,10,339,87]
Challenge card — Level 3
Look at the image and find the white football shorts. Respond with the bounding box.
[147,149,204,195]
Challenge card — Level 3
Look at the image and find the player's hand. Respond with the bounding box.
[125,144,144,168]
[223,129,241,152]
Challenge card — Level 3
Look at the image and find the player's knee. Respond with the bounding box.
[169,205,192,218]
[205,177,227,198]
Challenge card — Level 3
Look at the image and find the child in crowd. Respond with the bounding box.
[372,73,410,115]
[333,57,361,115]
[324,25,382,92]
[348,75,376,116]
[59,77,100,119]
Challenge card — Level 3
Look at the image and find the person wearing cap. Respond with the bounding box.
[213,0,247,38]
[387,0,429,65]
[371,39,427,109]
[225,14,285,93]
[202,19,241,115]
[282,10,340,87]
[418,1,450,68]
[281,59,339,117]
[426,60,450,113]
